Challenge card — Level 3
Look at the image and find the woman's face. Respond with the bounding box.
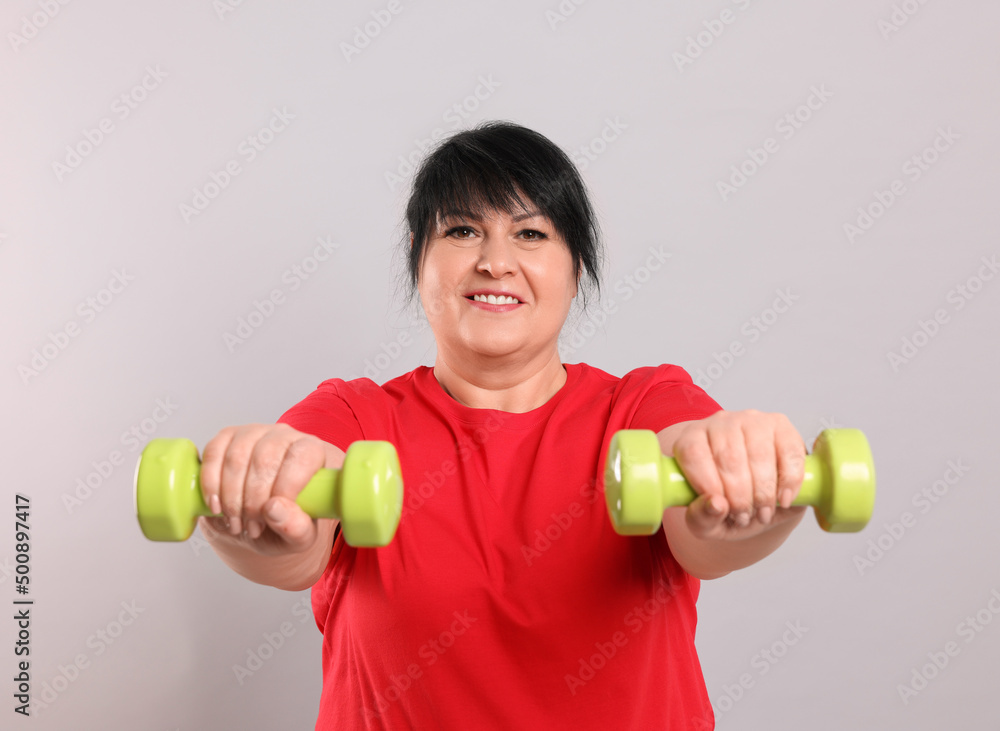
[416,205,578,365]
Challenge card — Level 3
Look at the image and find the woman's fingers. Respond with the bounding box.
[243,429,298,539]
[706,419,755,526]
[270,435,328,502]
[673,411,806,532]
[775,419,807,509]
[673,429,727,508]
[198,423,325,543]
[200,426,238,528]
[260,496,319,552]
[246,432,326,540]
[218,426,269,536]
[683,492,730,539]
[742,417,778,524]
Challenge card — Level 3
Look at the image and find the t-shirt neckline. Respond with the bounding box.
[416,363,580,429]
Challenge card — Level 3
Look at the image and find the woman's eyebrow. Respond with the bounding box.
[511,210,543,222]
[439,209,543,223]
[439,209,478,223]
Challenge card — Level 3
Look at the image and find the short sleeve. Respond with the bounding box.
[627,364,722,431]
[276,379,366,452]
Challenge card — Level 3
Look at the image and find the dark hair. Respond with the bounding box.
[399,120,604,310]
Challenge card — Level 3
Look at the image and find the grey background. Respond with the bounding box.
[2,0,998,729]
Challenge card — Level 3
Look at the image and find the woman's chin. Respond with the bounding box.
[451,335,529,361]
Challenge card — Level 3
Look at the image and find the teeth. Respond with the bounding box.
[473,294,519,305]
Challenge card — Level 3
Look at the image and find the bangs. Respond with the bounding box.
[423,160,533,230]
[414,148,541,235]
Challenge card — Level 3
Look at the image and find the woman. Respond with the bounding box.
[198,121,808,730]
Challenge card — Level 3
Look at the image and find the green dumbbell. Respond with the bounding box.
[134,438,403,547]
[604,428,876,534]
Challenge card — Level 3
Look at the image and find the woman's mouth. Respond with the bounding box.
[465,294,523,311]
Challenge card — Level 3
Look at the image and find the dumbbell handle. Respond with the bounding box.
[656,455,826,509]
[185,467,342,520]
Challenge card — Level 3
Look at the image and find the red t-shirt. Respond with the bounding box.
[277,362,722,730]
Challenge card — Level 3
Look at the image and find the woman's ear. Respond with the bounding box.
[410,232,414,249]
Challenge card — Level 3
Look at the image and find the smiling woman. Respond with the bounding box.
[198,120,811,731]
[403,121,603,412]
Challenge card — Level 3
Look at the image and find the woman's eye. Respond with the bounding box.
[446,226,475,239]
[520,229,547,241]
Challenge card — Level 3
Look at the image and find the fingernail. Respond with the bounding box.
[266,501,286,524]
[758,506,773,524]
[779,489,794,509]
[229,516,242,536]
[736,512,751,527]
[209,495,221,515]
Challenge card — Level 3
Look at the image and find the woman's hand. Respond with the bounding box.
[197,423,339,557]
[670,410,808,542]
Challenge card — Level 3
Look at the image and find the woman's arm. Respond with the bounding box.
[655,413,808,580]
[201,515,339,592]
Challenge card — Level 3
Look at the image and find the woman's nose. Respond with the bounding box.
[476,234,516,277]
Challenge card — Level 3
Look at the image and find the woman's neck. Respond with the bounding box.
[432,351,567,413]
